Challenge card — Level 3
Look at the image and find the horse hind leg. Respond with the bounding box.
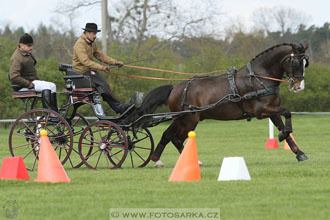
[270,115,308,162]
[151,122,178,167]
[171,114,203,165]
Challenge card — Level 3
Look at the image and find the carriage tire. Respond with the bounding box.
[8,108,73,171]
[123,127,154,168]
[78,120,128,170]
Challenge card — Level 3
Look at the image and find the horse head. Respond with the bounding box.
[281,43,309,92]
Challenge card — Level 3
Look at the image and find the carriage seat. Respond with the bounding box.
[59,64,93,91]
[59,64,96,104]
[8,72,39,99]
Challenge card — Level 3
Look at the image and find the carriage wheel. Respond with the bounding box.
[9,109,73,171]
[122,127,154,168]
[65,113,92,168]
[78,121,128,170]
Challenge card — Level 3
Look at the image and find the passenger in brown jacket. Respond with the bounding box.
[73,23,132,114]
[10,33,58,112]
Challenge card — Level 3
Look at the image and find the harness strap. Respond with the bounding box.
[247,63,268,90]
[227,67,251,120]
[243,87,280,100]
[181,79,194,110]
[227,68,240,102]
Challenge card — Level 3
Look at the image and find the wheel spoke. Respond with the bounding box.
[132,149,146,162]
[11,142,33,150]
[133,145,152,150]
[130,152,134,168]
[85,131,101,143]
[132,135,148,144]
[104,152,111,169]
[84,148,101,160]
[106,148,122,162]
[81,142,99,148]
[94,151,102,169]
[21,120,37,137]
[22,145,38,160]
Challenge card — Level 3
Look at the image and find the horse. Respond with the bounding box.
[129,43,309,167]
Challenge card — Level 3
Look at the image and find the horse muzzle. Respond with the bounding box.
[289,78,305,93]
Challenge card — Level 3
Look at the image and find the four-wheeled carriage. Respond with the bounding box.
[8,64,155,170]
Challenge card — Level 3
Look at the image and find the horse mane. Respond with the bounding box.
[250,43,305,63]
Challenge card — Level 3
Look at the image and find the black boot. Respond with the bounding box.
[101,93,133,114]
[50,92,58,112]
[117,103,134,114]
[42,89,58,112]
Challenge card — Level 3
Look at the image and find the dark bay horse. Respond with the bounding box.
[130,43,309,167]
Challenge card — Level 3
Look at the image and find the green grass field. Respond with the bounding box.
[1,115,330,220]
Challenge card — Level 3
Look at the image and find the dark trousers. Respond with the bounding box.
[83,70,122,112]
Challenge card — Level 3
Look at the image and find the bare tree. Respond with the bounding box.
[54,0,222,58]
[252,6,309,35]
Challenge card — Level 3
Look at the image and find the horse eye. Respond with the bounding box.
[293,59,300,69]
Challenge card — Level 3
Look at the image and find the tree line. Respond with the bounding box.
[0,21,330,119]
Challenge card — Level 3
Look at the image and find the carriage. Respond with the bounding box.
[8,43,310,171]
[8,64,173,170]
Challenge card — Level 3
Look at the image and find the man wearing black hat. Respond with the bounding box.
[10,33,58,112]
[72,22,132,114]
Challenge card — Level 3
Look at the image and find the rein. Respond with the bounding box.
[123,64,226,76]
[253,74,290,84]
[107,65,291,84]
[106,70,196,81]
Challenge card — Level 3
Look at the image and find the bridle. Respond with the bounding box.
[280,52,309,85]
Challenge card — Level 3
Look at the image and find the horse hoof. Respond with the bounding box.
[198,160,203,167]
[154,160,165,168]
[296,154,308,162]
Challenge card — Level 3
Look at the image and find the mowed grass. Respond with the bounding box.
[1,115,330,220]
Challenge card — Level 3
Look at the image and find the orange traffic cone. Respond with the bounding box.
[168,131,201,182]
[34,130,70,183]
[265,138,279,149]
[284,134,295,150]
[0,157,30,180]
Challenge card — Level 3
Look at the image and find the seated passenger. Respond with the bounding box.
[72,22,132,114]
[10,33,58,112]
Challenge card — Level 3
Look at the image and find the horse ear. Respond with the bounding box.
[292,44,299,53]
[293,43,307,53]
[303,43,309,51]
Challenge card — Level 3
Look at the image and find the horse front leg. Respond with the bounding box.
[270,114,308,162]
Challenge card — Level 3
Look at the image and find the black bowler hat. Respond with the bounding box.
[82,23,101,32]
[19,33,33,45]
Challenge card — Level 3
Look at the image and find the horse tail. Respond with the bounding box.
[139,84,173,115]
[126,85,173,123]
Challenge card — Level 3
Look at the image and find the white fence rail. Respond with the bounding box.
[0,112,329,123]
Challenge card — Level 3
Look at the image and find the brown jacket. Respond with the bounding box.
[10,48,39,88]
[72,33,118,73]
